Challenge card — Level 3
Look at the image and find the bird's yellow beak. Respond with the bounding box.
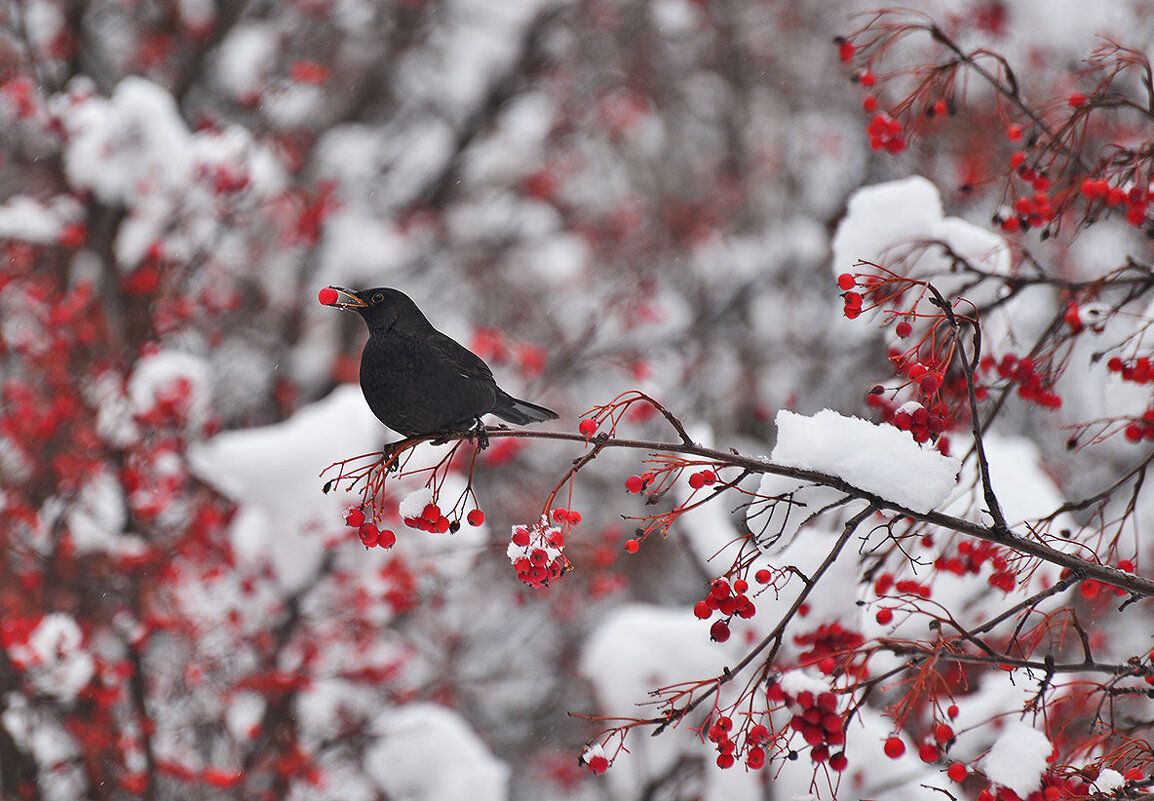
[322,286,368,309]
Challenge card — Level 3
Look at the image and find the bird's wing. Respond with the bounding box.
[427,331,497,383]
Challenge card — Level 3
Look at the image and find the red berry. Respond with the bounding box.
[1068,92,1087,107]
[624,538,639,553]
[466,509,484,526]
[860,71,876,88]
[688,472,704,489]
[716,752,735,769]
[359,523,379,547]
[732,578,748,593]
[919,743,940,763]
[829,752,848,772]
[838,39,856,62]
[585,755,609,774]
[946,704,959,719]
[377,529,396,549]
[934,723,954,743]
[875,607,894,625]
[694,601,712,619]
[747,746,765,769]
[884,736,906,758]
[755,568,771,583]
[837,273,856,290]
[711,578,731,599]
[625,475,644,493]
[1006,123,1023,141]
[710,620,731,642]
[948,762,967,783]
[895,320,912,338]
[344,507,365,528]
[863,95,878,113]
[422,503,440,522]
[317,286,338,305]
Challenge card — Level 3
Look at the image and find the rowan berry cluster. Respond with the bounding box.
[770,681,849,771]
[980,353,1061,409]
[793,622,867,678]
[1080,176,1153,228]
[507,522,568,588]
[345,508,396,549]
[934,539,1015,593]
[692,577,757,643]
[998,151,1056,233]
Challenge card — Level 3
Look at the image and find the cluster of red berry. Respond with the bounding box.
[345,507,396,549]
[1080,176,1152,227]
[705,714,771,770]
[980,353,1062,409]
[999,151,1056,233]
[793,622,868,678]
[771,682,849,771]
[692,577,757,643]
[508,523,568,588]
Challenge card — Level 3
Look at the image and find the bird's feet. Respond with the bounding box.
[381,439,412,472]
[467,419,490,451]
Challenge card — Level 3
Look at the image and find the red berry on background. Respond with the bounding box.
[579,419,597,437]
[318,286,338,305]
[624,538,639,553]
[947,704,959,719]
[716,752,735,769]
[710,620,731,642]
[884,736,906,758]
[875,607,894,624]
[585,755,609,774]
[837,273,856,290]
[829,752,848,772]
[733,578,748,593]
[694,601,712,619]
[359,523,379,547]
[860,71,876,87]
[919,743,941,763]
[948,763,967,783]
[755,568,771,583]
[895,320,912,338]
[344,507,365,528]
[934,723,954,743]
[467,509,484,526]
[377,529,397,548]
[1068,92,1087,107]
[747,746,765,769]
[625,475,644,493]
[838,39,856,62]
[863,95,878,113]
[1006,123,1023,141]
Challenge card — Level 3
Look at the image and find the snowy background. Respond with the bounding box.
[3,0,1154,799]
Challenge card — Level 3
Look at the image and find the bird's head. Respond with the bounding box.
[319,286,429,332]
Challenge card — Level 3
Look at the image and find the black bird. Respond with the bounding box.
[321,286,558,438]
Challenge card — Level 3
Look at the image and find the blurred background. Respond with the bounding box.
[3,0,1154,799]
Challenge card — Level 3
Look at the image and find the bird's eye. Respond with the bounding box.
[371,293,385,303]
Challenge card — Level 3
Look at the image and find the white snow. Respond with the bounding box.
[1093,768,1125,794]
[213,22,277,101]
[399,487,434,520]
[0,194,80,244]
[365,703,509,801]
[12,614,95,703]
[189,386,383,589]
[127,349,212,432]
[771,408,960,514]
[981,720,1052,798]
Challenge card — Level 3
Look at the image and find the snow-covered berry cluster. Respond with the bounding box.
[508,522,568,588]
[345,507,396,549]
[770,676,849,771]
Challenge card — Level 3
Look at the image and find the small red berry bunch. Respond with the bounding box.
[507,522,569,588]
[1107,354,1154,384]
[770,682,849,771]
[345,507,396,549]
[687,468,717,490]
[403,501,454,533]
[934,540,1015,592]
[793,622,867,678]
[1080,176,1151,227]
[693,577,757,643]
[999,153,1056,233]
[624,471,655,494]
[980,353,1061,409]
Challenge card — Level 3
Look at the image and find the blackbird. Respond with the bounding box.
[321,286,558,438]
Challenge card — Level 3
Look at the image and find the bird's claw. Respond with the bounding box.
[467,419,490,451]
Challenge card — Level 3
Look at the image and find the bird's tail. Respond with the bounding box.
[493,392,559,426]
